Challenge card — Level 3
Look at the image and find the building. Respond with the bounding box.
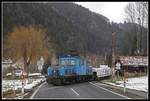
[2,58,13,77]
[118,56,148,73]
[2,58,13,69]
[2,58,25,78]
[12,58,24,69]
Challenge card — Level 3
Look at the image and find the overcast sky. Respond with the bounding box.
[74,2,129,23]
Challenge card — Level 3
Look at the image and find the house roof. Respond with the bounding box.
[12,58,24,69]
[119,56,148,66]
[2,59,13,64]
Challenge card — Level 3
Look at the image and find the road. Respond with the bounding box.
[31,81,129,99]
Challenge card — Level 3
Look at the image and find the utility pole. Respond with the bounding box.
[112,32,116,81]
[137,17,141,55]
[21,69,24,95]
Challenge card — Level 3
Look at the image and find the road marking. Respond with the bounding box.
[89,82,130,99]
[30,81,46,99]
[71,88,80,96]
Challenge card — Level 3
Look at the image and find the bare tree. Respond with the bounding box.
[125,3,136,23]
[5,25,52,76]
[135,2,144,53]
[141,2,148,27]
[135,2,148,54]
[124,2,148,55]
[124,3,138,54]
[125,2,148,27]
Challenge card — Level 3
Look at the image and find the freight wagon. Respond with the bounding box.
[92,65,112,80]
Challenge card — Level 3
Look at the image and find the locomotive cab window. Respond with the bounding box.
[80,59,84,66]
[70,60,75,65]
[60,59,68,66]
[60,59,76,66]
[61,60,65,65]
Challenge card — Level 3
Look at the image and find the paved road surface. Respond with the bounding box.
[31,81,129,99]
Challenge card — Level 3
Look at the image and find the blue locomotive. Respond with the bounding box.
[46,53,96,85]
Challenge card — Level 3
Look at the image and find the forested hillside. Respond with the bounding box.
[3,2,147,57]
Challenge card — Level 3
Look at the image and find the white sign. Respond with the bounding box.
[116,62,121,70]
[37,57,44,71]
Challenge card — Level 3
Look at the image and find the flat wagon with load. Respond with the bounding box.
[92,65,112,80]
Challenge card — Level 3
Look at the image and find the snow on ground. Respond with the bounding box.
[28,73,42,77]
[106,76,148,92]
[116,76,148,92]
[2,76,46,93]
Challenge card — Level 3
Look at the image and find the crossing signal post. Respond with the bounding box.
[123,80,126,94]
[21,70,26,95]
[123,69,128,94]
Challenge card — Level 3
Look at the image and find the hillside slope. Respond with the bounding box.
[3,2,147,56]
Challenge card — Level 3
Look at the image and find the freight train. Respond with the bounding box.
[46,53,112,85]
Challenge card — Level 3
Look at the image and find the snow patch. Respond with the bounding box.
[106,76,148,92]
[2,76,46,93]
[116,76,148,92]
[29,73,41,76]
